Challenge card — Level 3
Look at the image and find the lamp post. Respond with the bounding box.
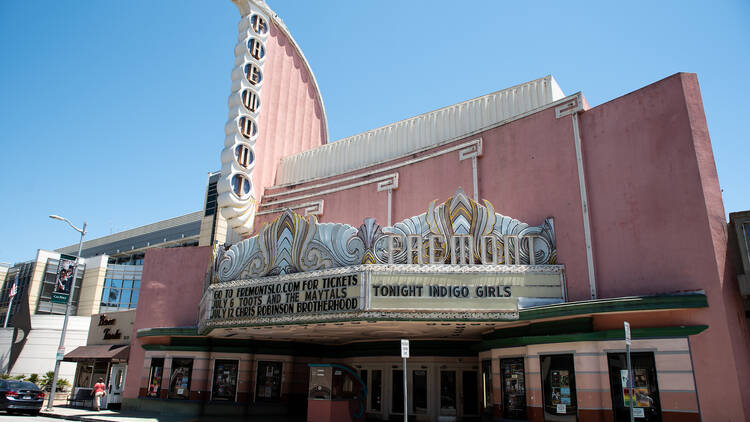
[46,215,86,410]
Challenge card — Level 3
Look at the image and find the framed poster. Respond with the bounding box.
[169,359,193,399]
[255,361,282,401]
[212,360,239,401]
[147,358,164,398]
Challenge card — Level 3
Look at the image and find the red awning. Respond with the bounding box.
[63,344,130,362]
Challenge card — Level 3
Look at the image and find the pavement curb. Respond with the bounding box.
[39,410,116,422]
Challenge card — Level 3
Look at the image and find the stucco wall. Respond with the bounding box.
[123,246,211,400]
[254,73,750,419]
[251,22,327,203]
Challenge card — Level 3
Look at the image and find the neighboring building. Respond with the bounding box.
[0,176,237,386]
[119,2,750,422]
[62,309,135,409]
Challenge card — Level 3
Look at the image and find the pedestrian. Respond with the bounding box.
[91,378,106,411]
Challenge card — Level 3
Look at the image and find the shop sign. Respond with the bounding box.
[87,310,135,345]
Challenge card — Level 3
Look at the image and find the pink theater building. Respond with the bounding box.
[121,1,750,421]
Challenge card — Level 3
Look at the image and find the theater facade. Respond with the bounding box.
[121,1,750,421]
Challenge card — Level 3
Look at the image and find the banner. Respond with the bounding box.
[51,254,77,304]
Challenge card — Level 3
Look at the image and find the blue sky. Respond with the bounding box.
[1,1,748,264]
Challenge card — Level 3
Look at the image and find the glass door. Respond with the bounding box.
[462,370,479,416]
[392,369,404,415]
[370,369,383,414]
[412,369,428,415]
[107,364,127,406]
[440,370,458,417]
[500,357,527,420]
[481,360,493,416]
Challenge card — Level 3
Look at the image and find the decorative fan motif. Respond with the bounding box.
[217,188,556,282]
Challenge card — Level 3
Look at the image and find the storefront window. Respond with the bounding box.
[168,358,193,399]
[212,360,238,401]
[607,353,662,422]
[540,354,577,421]
[500,357,526,420]
[148,358,164,397]
[255,361,282,401]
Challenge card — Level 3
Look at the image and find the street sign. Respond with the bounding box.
[51,292,69,304]
[401,339,409,358]
[56,346,65,361]
[624,321,631,345]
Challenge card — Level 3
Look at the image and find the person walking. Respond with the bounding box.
[91,378,106,411]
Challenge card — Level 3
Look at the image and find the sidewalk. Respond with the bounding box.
[40,405,301,422]
[40,406,213,422]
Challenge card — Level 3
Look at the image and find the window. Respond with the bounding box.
[238,115,258,139]
[212,360,238,401]
[500,358,526,420]
[147,358,164,398]
[169,359,193,400]
[244,63,262,85]
[234,144,254,168]
[99,277,140,311]
[250,14,268,34]
[231,174,252,198]
[241,89,260,113]
[540,354,577,421]
[247,38,265,60]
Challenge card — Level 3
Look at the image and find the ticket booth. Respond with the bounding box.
[307,364,366,422]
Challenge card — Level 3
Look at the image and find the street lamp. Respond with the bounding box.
[46,215,86,410]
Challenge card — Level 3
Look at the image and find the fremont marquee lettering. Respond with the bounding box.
[209,274,360,321]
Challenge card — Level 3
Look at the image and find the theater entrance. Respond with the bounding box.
[355,361,479,421]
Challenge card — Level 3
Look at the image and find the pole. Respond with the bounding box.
[625,322,634,422]
[403,356,407,422]
[46,222,86,410]
[4,273,18,328]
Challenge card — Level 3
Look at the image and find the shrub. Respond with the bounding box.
[40,371,70,391]
[26,373,39,385]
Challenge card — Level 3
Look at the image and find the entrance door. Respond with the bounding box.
[462,370,478,416]
[412,369,429,416]
[107,364,127,408]
[440,370,458,418]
